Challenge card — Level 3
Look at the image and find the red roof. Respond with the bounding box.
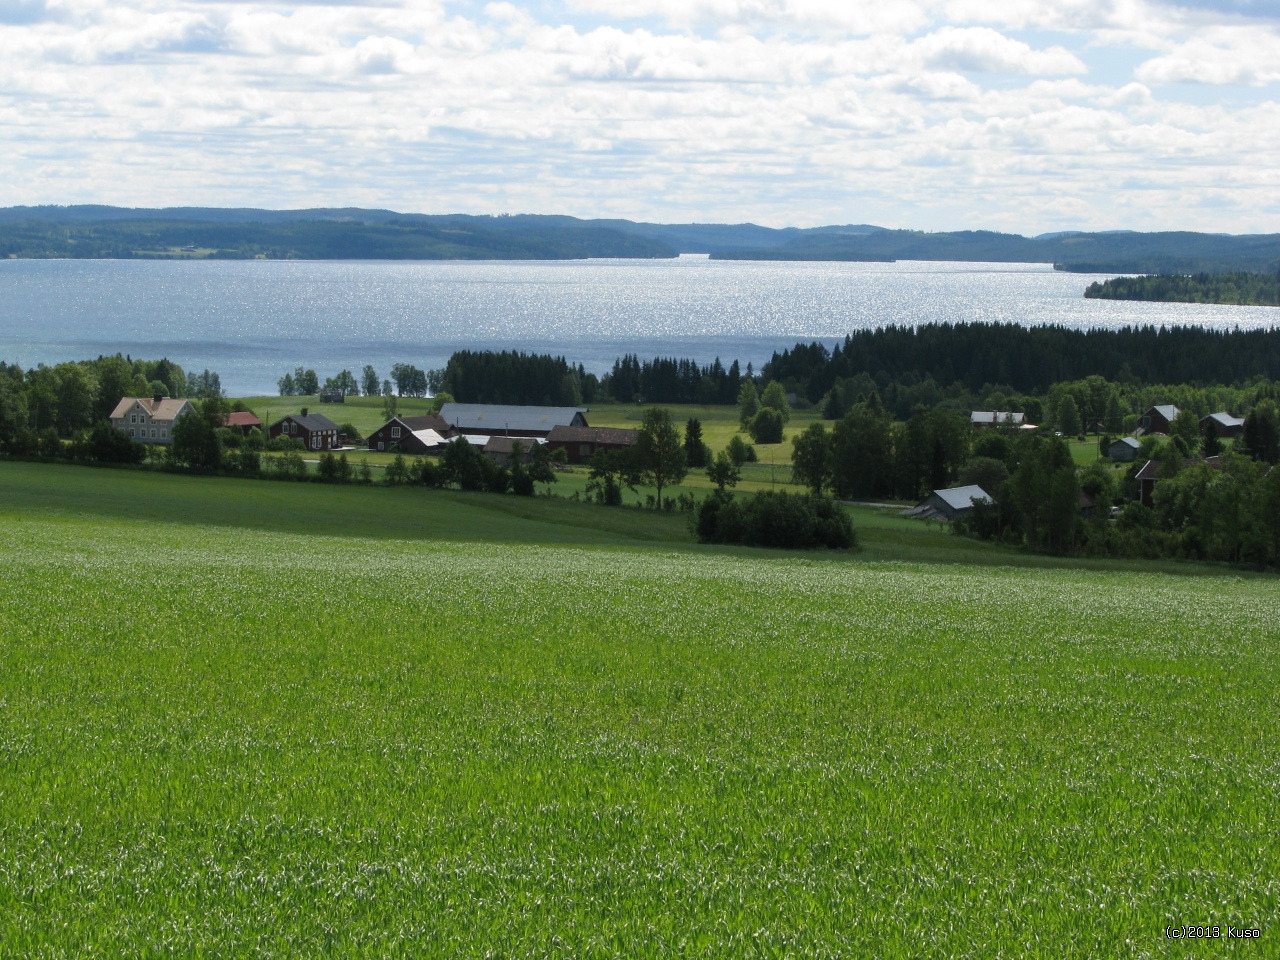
[225,411,262,428]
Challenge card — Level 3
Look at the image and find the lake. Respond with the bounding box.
[1,256,1277,396]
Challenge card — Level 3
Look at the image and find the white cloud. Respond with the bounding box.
[0,0,1275,231]
[913,26,1086,74]
[1135,28,1280,83]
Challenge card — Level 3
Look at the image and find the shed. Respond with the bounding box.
[224,411,263,436]
[1137,404,1179,436]
[970,411,1025,429]
[905,485,992,521]
[1200,412,1245,439]
[482,436,543,463]
[1108,437,1140,462]
[545,425,639,464]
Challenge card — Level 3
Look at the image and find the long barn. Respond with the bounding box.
[438,403,588,439]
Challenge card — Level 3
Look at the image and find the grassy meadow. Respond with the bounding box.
[2,461,1278,957]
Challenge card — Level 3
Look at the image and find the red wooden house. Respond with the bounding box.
[270,409,341,451]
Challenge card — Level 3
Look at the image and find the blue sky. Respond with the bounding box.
[1,0,1278,232]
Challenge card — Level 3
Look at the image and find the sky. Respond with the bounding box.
[1,0,1279,233]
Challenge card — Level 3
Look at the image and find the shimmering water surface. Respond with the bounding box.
[1,256,1276,396]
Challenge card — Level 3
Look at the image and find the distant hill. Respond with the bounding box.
[0,208,678,261]
[0,206,1276,271]
[709,228,1280,274]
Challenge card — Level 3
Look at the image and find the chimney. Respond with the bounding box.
[301,407,308,417]
[153,391,165,404]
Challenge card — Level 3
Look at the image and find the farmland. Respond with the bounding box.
[2,462,1278,957]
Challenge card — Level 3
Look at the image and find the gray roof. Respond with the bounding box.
[1113,437,1140,449]
[1151,404,1179,421]
[970,411,1024,425]
[275,412,340,432]
[439,403,588,433]
[1204,411,1245,428]
[933,485,993,510]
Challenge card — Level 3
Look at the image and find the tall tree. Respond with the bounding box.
[737,379,760,429]
[760,380,791,423]
[361,365,380,397]
[293,367,319,396]
[683,418,709,468]
[791,423,832,495]
[830,402,892,499]
[636,408,687,508]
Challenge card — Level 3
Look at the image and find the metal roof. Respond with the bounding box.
[439,403,588,433]
[970,411,1025,425]
[1113,437,1140,449]
[1151,404,1179,421]
[1204,411,1245,428]
[933,485,993,510]
[409,429,449,448]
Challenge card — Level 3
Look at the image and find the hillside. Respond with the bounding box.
[2,206,1278,271]
[2,460,1277,956]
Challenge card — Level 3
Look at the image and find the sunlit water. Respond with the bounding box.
[1,256,1276,396]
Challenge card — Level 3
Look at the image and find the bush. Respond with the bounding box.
[749,408,784,444]
[695,491,856,550]
[85,421,146,465]
[726,435,757,467]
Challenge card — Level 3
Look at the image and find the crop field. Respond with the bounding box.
[2,463,1278,957]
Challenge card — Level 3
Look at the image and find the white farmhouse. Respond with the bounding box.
[110,393,195,445]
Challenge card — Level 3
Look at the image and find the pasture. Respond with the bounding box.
[1,462,1276,957]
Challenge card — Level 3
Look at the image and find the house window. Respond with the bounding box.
[161,429,167,439]
[391,426,400,438]
[130,414,137,424]
[151,428,157,438]
[378,442,384,451]
[312,437,319,450]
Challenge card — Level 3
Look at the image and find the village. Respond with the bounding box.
[105,388,1267,540]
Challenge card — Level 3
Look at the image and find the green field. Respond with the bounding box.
[2,462,1277,957]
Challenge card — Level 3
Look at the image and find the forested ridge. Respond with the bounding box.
[762,323,1280,404]
[2,206,1278,271]
[0,212,676,261]
[1085,272,1280,306]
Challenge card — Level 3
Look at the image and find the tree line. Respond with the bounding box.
[762,323,1280,406]
[1085,272,1280,307]
[0,355,223,452]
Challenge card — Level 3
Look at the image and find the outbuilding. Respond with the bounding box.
[544,425,639,464]
[1200,412,1245,440]
[1137,404,1179,436]
[438,403,588,439]
[905,485,993,521]
[970,411,1025,429]
[1108,437,1141,462]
